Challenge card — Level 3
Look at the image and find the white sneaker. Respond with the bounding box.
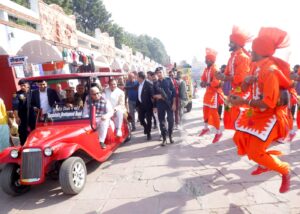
[117,129,122,137]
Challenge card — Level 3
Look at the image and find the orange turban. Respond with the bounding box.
[252,27,289,57]
[229,25,252,47]
[205,48,217,62]
[252,27,291,89]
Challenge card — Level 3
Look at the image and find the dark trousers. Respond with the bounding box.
[291,104,296,119]
[138,106,152,135]
[18,118,35,146]
[157,103,174,139]
[18,123,30,146]
[218,105,223,118]
[152,113,157,126]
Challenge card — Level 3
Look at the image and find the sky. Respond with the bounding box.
[102,0,300,66]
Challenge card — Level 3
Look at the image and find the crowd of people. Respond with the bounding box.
[0,65,189,150]
[1,24,299,194]
[198,25,299,194]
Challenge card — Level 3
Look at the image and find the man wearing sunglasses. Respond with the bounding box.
[83,86,113,149]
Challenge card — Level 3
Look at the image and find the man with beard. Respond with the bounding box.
[216,25,252,130]
[229,27,292,193]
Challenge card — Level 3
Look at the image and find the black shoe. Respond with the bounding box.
[161,137,167,146]
[100,142,106,149]
[147,134,152,141]
[153,124,157,129]
[144,129,147,135]
[132,127,136,132]
[169,135,174,144]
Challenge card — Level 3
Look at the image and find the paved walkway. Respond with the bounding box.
[0,93,299,214]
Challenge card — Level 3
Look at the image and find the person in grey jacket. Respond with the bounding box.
[176,71,188,126]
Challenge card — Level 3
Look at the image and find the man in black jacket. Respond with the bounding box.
[31,80,60,115]
[153,67,176,146]
[13,79,36,145]
[137,71,154,140]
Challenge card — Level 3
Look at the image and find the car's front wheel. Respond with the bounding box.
[59,157,86,195]
[0,163,31,196]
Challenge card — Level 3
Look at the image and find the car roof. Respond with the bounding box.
[24,72,127,81]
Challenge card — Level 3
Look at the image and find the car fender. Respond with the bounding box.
[52,143,82,161]
[0,147,21,164]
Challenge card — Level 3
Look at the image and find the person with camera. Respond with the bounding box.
[153,67,176,146]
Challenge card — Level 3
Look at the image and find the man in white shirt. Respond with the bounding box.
[83,86,113,149]
[31,80,60,115]
[136,72,154,140]
[105,79,125,137]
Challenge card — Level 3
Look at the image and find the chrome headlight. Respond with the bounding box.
[44,147,53,157]
[10,149,19,159]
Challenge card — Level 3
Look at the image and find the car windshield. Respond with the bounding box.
[32,77,94,122]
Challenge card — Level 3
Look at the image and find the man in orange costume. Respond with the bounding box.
[199,48,223,143]
[229,27,291,193]
[217,26,252,130]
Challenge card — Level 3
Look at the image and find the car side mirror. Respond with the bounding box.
[90,105,97,131]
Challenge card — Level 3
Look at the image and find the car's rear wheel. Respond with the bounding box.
[1,164,31,196]
[59,157,86,195]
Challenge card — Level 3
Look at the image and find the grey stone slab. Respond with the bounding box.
[13,198,75,214]
[69,199,106,214]
[109,181,157,199]
[100,197,159,214]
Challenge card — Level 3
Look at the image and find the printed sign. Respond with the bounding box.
[47,106,85,121]
[8,56,27,66]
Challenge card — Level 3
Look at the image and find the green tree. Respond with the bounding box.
[11,0,30,8]
[123,33,169,65]
[43,0,111,36]
[72,0,111,36]
[106,23,124,49]
[44,0,72,14]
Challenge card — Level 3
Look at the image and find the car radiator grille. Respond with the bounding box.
[21,148,42,182]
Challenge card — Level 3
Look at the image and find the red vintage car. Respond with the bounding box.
[0,72,131,196]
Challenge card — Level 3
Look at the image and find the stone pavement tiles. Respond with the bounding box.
[0,96,299,214]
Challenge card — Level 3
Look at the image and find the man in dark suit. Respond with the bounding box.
[12,79,36,145]
[136,71,154,140]
[153,67,176,146]
[31,80,60,115]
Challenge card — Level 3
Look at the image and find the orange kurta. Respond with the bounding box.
[224,48,251,129]
[233,58,290,175]
[201,65,221,129]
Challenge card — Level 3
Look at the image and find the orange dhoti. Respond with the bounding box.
[203,90,220,129]
[224,90,250,130]
[233,108,290,175]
